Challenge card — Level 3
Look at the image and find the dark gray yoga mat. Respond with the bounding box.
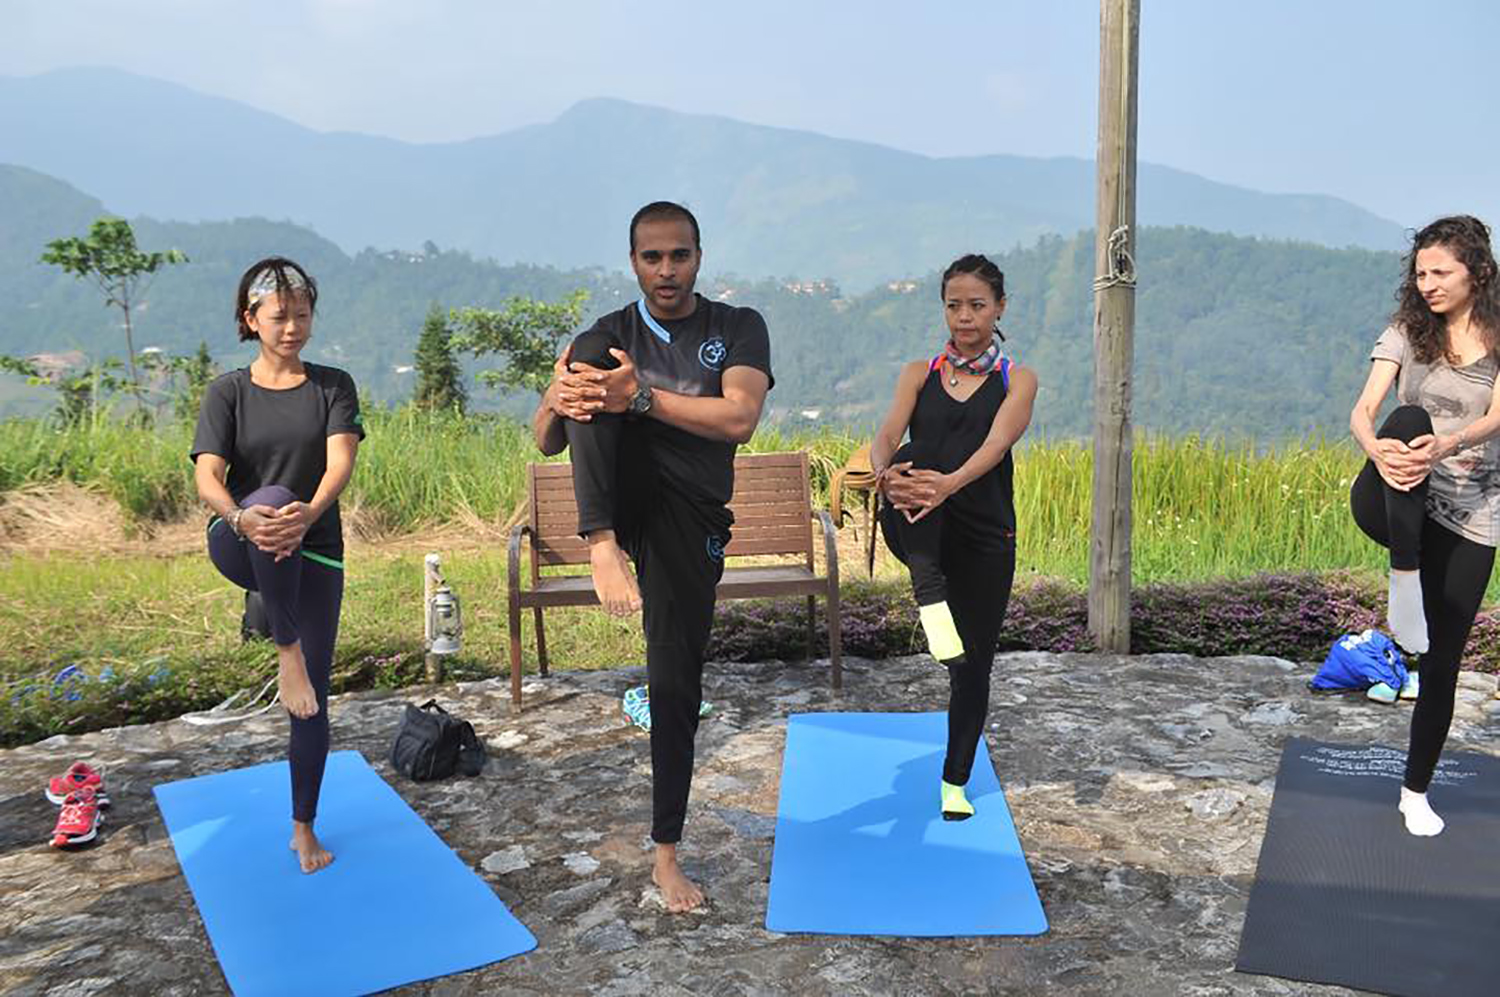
[1236,737,1500,997]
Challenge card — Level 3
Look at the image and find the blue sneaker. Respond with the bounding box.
[1400,671,1420,701]
[1366,682,1398,704]
[621,684,712,733]
[622,685,652,731]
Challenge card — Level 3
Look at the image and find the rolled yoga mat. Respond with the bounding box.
[154,750,536,997]
[766,711,1047,936]
[1236,737,1500,997]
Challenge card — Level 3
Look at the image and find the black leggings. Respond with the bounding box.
[208,484,344,822]
[1350,405,1495,792]
[881,441,1016,786]
[565,329,731,844]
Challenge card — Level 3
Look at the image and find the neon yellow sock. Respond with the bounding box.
[918,602,964,662]
[941,780,974,820]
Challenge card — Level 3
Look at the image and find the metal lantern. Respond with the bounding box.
[428,585,462,655]
[424,553,462,657]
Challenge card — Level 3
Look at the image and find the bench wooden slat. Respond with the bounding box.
[534,508,812,532]
[535,537,813,566]
[519,565,826,608]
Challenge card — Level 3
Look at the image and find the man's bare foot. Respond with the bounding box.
[651,843,704,913]
[276,643,319,719]
[588,532,642,616]
[289,821,334,874]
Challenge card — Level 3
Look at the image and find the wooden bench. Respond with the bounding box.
[506,452,841,706]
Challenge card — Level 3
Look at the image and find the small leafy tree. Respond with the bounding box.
[449,289,588,395]
[412,304,467,414]
[40,218,187,407]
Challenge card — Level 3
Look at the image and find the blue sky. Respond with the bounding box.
[5,0,1498,230]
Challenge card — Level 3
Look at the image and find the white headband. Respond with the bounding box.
[246,267,309,307]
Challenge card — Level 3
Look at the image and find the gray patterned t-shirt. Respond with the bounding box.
[1372,325,1500,547]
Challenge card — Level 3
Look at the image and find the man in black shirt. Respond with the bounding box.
[533,202,772,912]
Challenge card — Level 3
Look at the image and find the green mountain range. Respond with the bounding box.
[0,163,1401,440]
[0,68,1405,292]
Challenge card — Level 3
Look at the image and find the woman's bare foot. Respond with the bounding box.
[289,821,334,874]
[652,843,704,913]
[276,642,319,719]
[588,532,642,616]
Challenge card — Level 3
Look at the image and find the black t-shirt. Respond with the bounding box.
[190,364,365,556]
[576,294,773,506]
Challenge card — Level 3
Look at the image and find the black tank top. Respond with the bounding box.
[907,361,1016,552]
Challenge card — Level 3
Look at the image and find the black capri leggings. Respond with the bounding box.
[1349,405,1495,792]
[208,484,345,823]
[881,441,1016,786]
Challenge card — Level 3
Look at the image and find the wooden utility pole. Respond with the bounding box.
[1088,0,1140,652]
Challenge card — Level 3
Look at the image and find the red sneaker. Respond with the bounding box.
[46,762,109,808]
[50,786,103,848]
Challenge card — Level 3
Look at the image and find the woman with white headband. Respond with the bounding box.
[190,256,364,873]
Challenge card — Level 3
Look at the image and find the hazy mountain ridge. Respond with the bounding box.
[0,163,1400,440]
[0,68,1405,292]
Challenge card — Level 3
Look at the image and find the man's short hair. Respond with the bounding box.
[629,201,701,252]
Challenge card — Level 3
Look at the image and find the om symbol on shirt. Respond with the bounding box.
[698,336,727,371]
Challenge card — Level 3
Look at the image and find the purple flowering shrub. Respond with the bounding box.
[1130,570,1384,659]
[706,570,1498,671]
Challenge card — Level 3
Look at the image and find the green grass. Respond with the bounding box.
[0,411,1451,745]
[0,548,646,746]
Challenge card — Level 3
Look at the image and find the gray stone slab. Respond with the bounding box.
[1,652,1496,995]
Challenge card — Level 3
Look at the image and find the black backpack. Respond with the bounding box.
[390,700,488,781]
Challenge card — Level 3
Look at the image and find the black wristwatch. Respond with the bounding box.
[627,384,654,416]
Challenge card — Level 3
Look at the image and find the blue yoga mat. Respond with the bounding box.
[766,711,1048,936]
[154,750,535,997]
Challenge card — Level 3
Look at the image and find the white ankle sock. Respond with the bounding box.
[1399,786,1444,837]
[1388,570,1429,654]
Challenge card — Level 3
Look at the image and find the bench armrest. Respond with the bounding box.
[813,509,839,589]
[507,523,532,599]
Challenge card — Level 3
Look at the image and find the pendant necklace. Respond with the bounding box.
[948,365,960,387]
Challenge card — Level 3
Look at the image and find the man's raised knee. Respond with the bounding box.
[569,328,623,371]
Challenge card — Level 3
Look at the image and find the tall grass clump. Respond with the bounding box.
[0,416,194,522]
[346,409,548,532]
[1016,434,1379,586]
[0,411,1394,588]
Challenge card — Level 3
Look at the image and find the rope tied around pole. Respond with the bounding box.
[1092,223,1137,292]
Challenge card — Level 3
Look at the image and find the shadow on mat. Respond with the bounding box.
[797,749,1000,846]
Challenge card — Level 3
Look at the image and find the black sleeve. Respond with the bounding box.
[327,369,366,440]
[189,375,235,462]
[725,308,774,390]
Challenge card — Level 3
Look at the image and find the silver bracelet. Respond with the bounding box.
[229,508,245,538]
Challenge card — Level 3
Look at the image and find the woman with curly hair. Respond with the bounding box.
[1349,214,1500,836]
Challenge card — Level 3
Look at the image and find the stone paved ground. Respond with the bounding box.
[2,652,1497,997]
